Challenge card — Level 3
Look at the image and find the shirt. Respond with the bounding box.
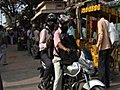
[27,29,32,39]
[33,30,39,42]
[53,27,62,56]
[67,26,76,39]
[96,18,111,50]
[39,27,53,51]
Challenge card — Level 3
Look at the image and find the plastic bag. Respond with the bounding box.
[108,22,119,45]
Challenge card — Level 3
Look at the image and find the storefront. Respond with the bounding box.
[31,1,66,29]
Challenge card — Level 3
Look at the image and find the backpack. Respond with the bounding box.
[45,28,55,59]
[108,22,119,45]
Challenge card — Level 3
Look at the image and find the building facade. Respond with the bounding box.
[31,1,66,28]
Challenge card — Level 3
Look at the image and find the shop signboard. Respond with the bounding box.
[81,4,101,13]
[81,4,120,17]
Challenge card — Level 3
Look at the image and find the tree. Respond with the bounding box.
[0,0,42,25]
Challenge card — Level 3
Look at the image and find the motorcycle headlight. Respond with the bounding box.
[86,68,95,75]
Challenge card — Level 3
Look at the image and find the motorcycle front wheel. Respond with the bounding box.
[90,86,105,90]
[78,83,105,90]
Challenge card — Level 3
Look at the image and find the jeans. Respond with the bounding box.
[0,44,7,64]
[98,49,111,87]
[53,56,62,90]
[40,50,54,86]
[27,39,32,54]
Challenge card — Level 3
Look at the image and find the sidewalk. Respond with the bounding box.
[0,45,40,90]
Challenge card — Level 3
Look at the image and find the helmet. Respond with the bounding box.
[46,13,57,23]
[58,14,70,25]
[46,13,57,30]
[58,14,70,33]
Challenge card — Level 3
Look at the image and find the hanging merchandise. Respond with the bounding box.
[108,22,120,45]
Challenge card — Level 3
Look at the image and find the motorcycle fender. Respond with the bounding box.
[83,79,105,89]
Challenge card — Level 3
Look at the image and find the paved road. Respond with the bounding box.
[0,45,40,90]
[0,45,120,90]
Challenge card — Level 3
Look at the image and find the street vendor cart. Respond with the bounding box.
[67,1,120,71]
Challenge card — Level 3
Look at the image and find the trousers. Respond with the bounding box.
[53,56,62,90]
[98,49,111,87]
[0,44,7,64]
[40,50,54,85]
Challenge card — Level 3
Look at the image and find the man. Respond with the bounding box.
[53,14,71,90]
[33,27,40,45]
[38,13,57,90]
[0,25,8,65]
[26,26,32,54]
[67,20,76,39]
[96,15,111,88]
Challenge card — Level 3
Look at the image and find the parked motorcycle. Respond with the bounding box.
[38,48,105,90]
[62,48,105,90]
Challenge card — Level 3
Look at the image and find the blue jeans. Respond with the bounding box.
[0,44,7,64]
[98,49,111,87]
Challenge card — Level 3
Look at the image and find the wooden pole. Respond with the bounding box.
[76,6,81,39]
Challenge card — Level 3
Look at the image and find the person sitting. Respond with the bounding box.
[38,13,57,90]
[53,14,79,90]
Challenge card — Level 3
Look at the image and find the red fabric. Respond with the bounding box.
[92,20,97,31]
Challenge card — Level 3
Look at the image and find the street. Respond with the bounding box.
[0,45,40,90]
[0,45,120,90]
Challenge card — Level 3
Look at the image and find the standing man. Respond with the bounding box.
[0,25,8,65]
[96,15,111,88]
[26,26,32,54]
[33,27,40,45]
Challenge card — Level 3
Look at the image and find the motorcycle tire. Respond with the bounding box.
[78,82,105,90]
[90,86,105,90]
[78,83,105,90]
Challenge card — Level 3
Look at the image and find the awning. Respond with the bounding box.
[31,9,66,21]
[81,4,120,23]
[31,11,42,21]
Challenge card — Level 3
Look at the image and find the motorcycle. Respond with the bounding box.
[62,48,105,90]
[38,48,105,90]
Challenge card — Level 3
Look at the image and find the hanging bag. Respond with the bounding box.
[108,22,119,45]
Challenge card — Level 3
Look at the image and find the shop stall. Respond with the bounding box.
[81,3,120,70]
[67,2,120,70]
